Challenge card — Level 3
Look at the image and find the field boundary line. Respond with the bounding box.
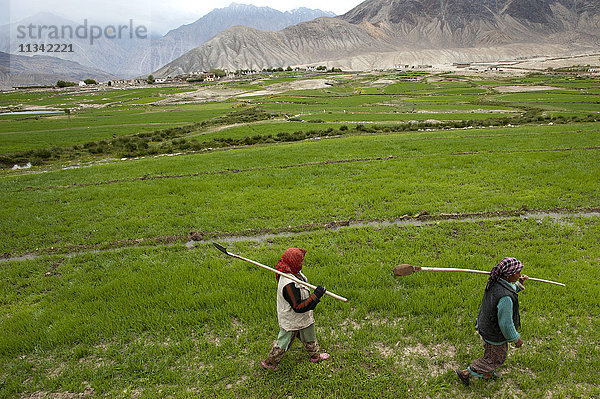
[2,208,598,263]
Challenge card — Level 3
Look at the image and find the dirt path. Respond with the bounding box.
[493,86,563,93]
[189,118,288,137]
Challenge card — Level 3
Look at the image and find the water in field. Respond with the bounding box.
[188,211,600,246]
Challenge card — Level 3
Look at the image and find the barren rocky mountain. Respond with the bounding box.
[154,0,600,76]
[0,4,333,83]
[127,3,335,76]
[0,51,116,90]
[0,13,133,78]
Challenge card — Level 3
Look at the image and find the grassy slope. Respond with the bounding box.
[1,221,598,398]
[1,123,598,255]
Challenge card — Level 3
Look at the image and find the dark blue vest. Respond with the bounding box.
[476,280,520,343]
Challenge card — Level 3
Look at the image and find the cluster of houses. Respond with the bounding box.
[394,64,433,70]
[71,71,225,88]
[87,65,339,88]
[97,70,242,88]
[106,77,167,86]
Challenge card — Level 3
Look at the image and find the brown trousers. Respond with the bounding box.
[469,341,508,375]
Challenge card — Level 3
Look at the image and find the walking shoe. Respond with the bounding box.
[482,372,499,381]
[310,353,330,363]
[456,369,470,386]
[261,360,278,371]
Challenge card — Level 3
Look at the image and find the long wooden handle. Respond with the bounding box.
[230,253,348,302]
[421,267,489,275]
[420,267,565,287]
[526,277,566,286]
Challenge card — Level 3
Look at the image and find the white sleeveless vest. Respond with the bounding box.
[276,272,315,331]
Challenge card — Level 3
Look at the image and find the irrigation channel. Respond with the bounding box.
[1,210,598,263]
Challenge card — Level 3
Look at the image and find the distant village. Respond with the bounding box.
[9,61,600,91]
[84,65,342,89]
[81,62,598,90]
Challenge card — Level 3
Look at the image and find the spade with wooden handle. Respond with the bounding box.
[213,243,348,302]
[392,264,565,287]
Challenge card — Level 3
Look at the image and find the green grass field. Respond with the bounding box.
[1,70,599,398]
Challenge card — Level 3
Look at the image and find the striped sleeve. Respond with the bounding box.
[282,283,320,313]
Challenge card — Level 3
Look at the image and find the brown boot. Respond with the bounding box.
[304,340,320,358]
[261,341,285,371]
[304,341,330,362]
[456,369,470,386]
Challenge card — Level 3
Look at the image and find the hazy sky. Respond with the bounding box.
[2,0,365,34]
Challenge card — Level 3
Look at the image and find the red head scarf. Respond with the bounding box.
[486,257,523,291]
[276,248,306,280]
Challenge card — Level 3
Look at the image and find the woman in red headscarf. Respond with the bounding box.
[261,247,330,371]
[457,257,529,385]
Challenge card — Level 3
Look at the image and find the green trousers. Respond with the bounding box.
[262,324,320,368]
[277,324,316,350]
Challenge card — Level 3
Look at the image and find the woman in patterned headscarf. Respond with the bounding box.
[457,257,529,386]
[261,248,330,371]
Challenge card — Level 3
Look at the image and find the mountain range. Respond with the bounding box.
[0,12,144,80]
[0,4,334,87]
[3,0,600,89]
[154,0,600,76]
[127,3,335,76]
[0,51,116,89]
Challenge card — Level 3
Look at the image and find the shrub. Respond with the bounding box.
[32,149,52,159]
[56,80,77,88]
[292,131,307,140]
[276,132,293,141]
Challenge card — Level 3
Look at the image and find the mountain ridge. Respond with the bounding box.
[0,4,335,82]
[154,0,600,76]
[0,51,116,90]
[128,4,335,76]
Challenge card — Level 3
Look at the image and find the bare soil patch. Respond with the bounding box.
[494,85,563,93]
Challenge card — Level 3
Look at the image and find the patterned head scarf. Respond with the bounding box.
[486,257,523,290]
[275,248,306,280]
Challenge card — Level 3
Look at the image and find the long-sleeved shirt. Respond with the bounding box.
[282,282,320,313]
[485,279,523,345]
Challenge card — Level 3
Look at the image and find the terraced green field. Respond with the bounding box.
[1,71,599,398]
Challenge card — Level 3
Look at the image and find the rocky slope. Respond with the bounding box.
[127,4,335,76]
[0,51,116,90]
[0,5,334,80]
[0,13,131,78]
[154,0,600,76]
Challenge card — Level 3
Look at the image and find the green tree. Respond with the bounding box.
[147,75,155,84]
[56,80,77,88]
[210,68,226,78]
